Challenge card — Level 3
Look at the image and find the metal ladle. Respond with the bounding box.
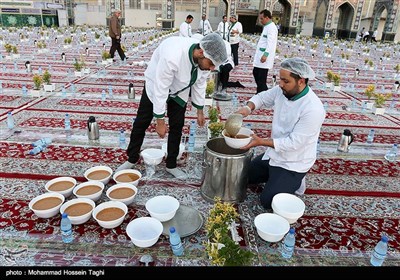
[224,113,243,137]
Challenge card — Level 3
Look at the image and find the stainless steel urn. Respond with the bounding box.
[337,129,354,152]
[200,137,253,203]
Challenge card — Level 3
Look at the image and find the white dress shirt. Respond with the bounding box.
[179,21,192,37]
[253,21,278,69]
[144,37,210,117]
[198,19,213,36]
[217,21,229,41]
[248,85,326,173]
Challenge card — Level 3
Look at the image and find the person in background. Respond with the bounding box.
[179,15,194,37]
[371,29,378,42]
[228,15,243,66]
[236,57,326,209]
[252,9,278,93]
[217,15,229,41]
[108,9,127,61]
[363,30,370,42]
[115,33,228,179]
[198,14,213,36]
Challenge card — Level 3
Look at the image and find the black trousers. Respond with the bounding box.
[109,37,126,60]
[253,67,269,93]
[126,87,186,169]
[230,43,239,66]
[248,154,306,209]
[218,64,233,89]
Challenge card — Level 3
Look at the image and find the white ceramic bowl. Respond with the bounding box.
[145,195,180,222]
[29,192,65,218]
[44,176,77,198]
[161,142,185,159]
[84,165,113,185]
[126,217,163,248]
[222,127,253,149]
[112,169,142,186]
[254,213,290,242]
[73,181,104,202]
[92,201,128,229]
[60,198,95,225]
[106,183,138,206]
[272,193,306,224]
[141,148,165,165]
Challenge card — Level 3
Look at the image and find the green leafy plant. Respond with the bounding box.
[394,64,400,73]
[332,73,341,86]
[204,197,256,266]
[364,85,375,100]
[374,93,392,108]
[42,70,51,85]
[12,45,18,54]
[4,43,12,53]
[73,59,85,71]
[94,32,100,39]
[206,80,215,97]
[101,51,111,60]
[64,37,72,44]
[32,74,42,90]
[326,70,333,82]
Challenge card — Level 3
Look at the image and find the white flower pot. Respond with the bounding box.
[43,84,56,92]
[31,89,42,97]
[74,71,82,77]
[334,85,341,91]
[373,107,385,115]
[83,68,90,74]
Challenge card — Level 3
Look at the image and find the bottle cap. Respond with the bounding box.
[289,228,295,234]
[62,213,68,218]
[381,236,388,242]
[169,226,176,233]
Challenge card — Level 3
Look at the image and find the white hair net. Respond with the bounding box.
[199,33,228,69]
[280,57,316,79]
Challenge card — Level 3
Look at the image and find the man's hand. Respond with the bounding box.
[240,134,273,150]
[197,110,205,127]
[260,55,267,63]
[155,118,167,138]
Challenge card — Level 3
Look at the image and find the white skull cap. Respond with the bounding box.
[199,33,228,69]
[280,57,316,80]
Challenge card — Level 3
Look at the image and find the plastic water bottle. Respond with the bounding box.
[60,213,74,243]
[62,86,67,98]
[188,132,195,152]
[29,145,44,155]
[281,228,296,259]
[384,144,398,162]
[119,128,126,149]
[323,101,329,111]
[7,112,15,129]
[101,90,106,101]
[366,129,375,144]
[32,137,52,147]
[22,85,28,97]
[370,235,388,266]
[169,226,184,256]
[64,113,71,131]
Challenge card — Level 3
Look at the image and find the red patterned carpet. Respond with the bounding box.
[1,32,400,267]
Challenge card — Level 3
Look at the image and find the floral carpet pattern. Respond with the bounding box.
[1,31,400,267]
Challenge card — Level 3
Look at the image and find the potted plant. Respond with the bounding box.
[73,59,85,76]
[368,60,374,70]
[42,70,55,92]
[101,51,112,64]
[394,64,400,73]
[206,80,215,99]
[204,197,256,266]
[364,84,375,109]
[326,70,333,87]
[332,73,341,91]
[372,93,391,115]
[207,107,224,139]
[94,32,100,41]
[32,74,43,97]
[64,37,72,48]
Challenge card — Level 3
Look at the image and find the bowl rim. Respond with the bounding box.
[44,176,77,193]
[106,183,138,201]
[73,180,105,197]
[92,200,128,224]
[126,217,163,247]
[60,197,96,217]
[140,148,165,159]
[112,169,142,183]
[84,165,113,180]
[271,193,306,217]
[29,192,65,213]
[145,195,180,215]
[254,213,290,236]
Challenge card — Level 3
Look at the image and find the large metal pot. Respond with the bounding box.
[200,137,253,203]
